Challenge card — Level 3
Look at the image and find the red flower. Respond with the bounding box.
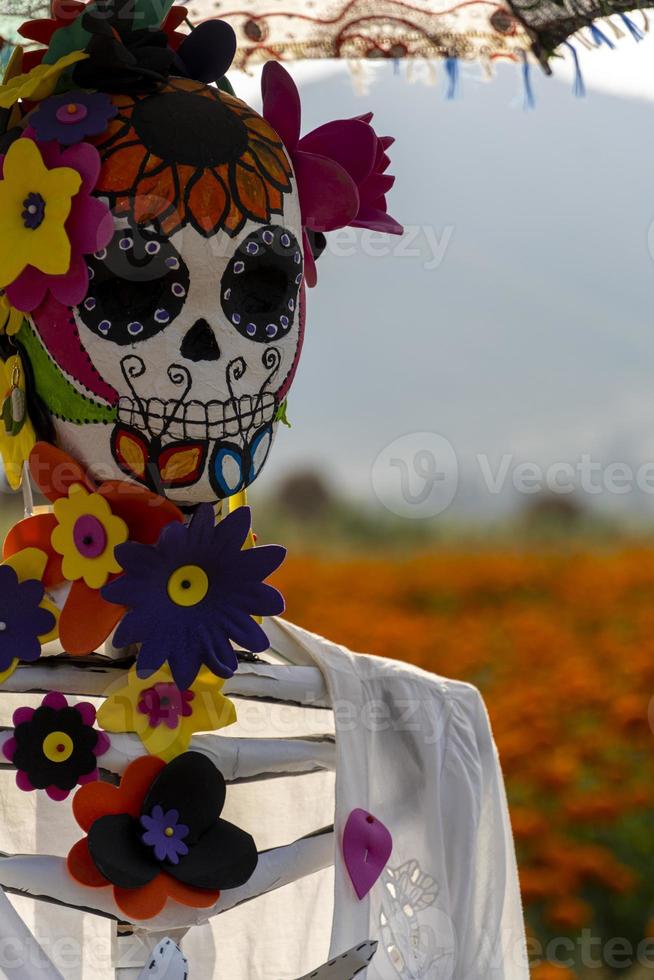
[261,61,402,287]
[2,443,183,655]
[67,755,220,920]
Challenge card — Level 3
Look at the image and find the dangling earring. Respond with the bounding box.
[0,344,37,491]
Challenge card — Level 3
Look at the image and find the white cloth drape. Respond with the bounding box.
[0,617,527,979]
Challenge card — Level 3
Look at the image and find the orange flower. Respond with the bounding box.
[545,896,592,931]
[93,78,293,239]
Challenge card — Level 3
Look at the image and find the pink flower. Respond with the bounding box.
[261,61,402,287]
[3,136,113,313]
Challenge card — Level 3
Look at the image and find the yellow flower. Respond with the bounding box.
[0,547,60,685]
[0,294,24,337]
[0,354,35,491]
[0,138,82,290]
[51,483,128,589]
[97,665,237,762]
[0,51,88,110]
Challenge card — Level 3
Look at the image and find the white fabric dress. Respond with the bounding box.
[0,617,528,980]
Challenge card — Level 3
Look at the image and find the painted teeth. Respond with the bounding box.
[117,393,276,441]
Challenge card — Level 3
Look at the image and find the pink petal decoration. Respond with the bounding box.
[342,808,393,901]
[261,60,301,150]
[5,137,113,313]
[46,785,70,802]
[260,62,402,288]
[293,151,359,232]
[42,691,68,711]
[12,706,35,727]
[15,770,35,793]
[31,294,118,406]
[1,737,16,762]
[74,701,97,727]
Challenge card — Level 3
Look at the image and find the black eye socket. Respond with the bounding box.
[221,226,303,343]
[76,227,190,345]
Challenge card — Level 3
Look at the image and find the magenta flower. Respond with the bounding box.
[30,92,118,147]
[261,61,402,287]
[138,683,195,730]
[3,138,113,313]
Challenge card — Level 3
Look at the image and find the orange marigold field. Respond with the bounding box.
[272,547,654,973]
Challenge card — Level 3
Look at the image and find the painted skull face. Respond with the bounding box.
[23,79,304,505]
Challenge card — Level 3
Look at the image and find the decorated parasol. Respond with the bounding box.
[1,0,652,85]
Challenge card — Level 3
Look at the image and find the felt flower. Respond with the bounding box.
[261,61,402,286]
[30,91,118,146]
[0,136,113,313]
[97,664,237,762]
[18,2,188,71]
[102,504,286,689]
[67,752,258,920]
[140,805,189,863]
[0,548,59,683]
[0,293,24,337]
[51,483,128,589]
[0,353,36,490]
[0,51,88,110]
[3,442,184,655]
[92,77,293,239]
[2,691,110,801]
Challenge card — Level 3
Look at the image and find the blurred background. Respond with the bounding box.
[243,49,654,979]
[3,34,654,977]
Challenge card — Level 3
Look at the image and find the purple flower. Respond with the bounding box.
[0,564,56,671]
[102,505,286,688]
[29,92,118,147]
[140,804,189,864]
[138,683,194,730]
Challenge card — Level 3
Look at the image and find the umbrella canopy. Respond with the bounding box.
[186,0,651,70]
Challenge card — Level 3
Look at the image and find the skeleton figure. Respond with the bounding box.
[22,78,305,505]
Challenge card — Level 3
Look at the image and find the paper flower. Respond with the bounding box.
[97,664,237,762]
[67,752,258,920]
[0,353,36,490]
[3,442,184,655]
[0,293,24,337]
[0,50,88,110]
[102,504,286,689]
[261,61,402,286]
[2,691,110,801]
[0,549,58,683]
[51,483,128,589]
[0,137,113,313]
[30,91,117,146]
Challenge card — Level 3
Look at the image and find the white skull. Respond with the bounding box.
[24,78,305,505]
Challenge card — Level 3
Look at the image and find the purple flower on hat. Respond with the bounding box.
[141,804,189,864]
[0,564,56,671]
[102,505,286,689]
[29,92,118,147]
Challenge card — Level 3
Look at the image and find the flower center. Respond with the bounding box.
[42,731,74,763]
[56,101,88,124]
[72,514,108,559]
[164,826,175,838]
[22,193,46,231]
[167,564,209,607]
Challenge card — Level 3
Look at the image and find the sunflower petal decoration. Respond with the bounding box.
[2,691,110,801]
[0,548,59,685]
[67,752,258,920]
[102,503,286,688]
[2,443,184,656]
[0,350,35,490]
[97,664,237,762]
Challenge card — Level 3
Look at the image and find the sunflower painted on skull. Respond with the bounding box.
[0,0,401,505]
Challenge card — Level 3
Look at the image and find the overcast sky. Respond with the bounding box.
[238,42,654,518]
